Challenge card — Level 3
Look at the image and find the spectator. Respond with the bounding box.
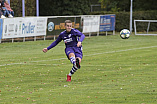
[0,0,6,18]
[3,0,14,17]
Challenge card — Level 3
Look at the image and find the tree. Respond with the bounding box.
[133,0,157,11]
[39,0,90,16]
[98,0,129,12]
[10,0,36,17]
[97,0,157,12]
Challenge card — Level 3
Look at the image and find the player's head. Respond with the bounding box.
[65,20,72,33]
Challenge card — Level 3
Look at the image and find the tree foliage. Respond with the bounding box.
[9,0,157,16]
[98,0,129,12]
[97,0,157,12]
[39,0,90,16]
[10,0,36,17]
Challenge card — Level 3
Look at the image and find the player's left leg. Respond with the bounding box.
[68,56,82,76]
[76,57,81,69]
[74,46,83,70]
[69,54,81,69]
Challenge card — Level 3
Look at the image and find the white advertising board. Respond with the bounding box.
[2,17,47,39]
[82,15,100,33]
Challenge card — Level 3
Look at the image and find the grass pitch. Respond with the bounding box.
[0,34,157,104]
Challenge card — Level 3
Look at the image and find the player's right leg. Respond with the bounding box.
[69,53,76,65]
[65,47,82,81]
[65,48,76,81]
[67,54,82,81]
[68,53,78,75]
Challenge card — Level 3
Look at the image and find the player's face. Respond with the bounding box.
[65,23,72,33]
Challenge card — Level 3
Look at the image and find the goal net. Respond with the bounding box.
[134,20,157,35]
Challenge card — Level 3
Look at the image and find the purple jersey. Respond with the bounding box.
[47,28,85,50]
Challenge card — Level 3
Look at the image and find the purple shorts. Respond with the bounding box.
[65,47,83,59]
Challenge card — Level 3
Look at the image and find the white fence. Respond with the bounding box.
[2,17,47,39]
[81,15,100,33]
[0,15,116,43]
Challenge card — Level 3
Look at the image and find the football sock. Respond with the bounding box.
[68,73,72,76]
[70,57,76,65]
[69,66,78,76]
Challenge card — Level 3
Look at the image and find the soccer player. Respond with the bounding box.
[42,20,85,82]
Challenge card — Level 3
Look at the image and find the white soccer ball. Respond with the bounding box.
[120,29,130,39]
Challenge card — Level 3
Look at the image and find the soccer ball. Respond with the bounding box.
[120,29,130,39]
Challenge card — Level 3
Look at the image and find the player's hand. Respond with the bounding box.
[43,48,48,53]
[77,42,82,47]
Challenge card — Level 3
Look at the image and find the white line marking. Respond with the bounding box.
[85,46,157,56]
[0,46,157,67]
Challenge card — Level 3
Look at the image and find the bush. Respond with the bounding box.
[91,10,157,32]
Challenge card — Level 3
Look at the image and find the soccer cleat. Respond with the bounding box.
[76,58,81,69]
[67,75,71,82]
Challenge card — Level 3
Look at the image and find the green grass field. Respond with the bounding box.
[0,34,157,104]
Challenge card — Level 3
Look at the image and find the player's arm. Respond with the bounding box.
[76,31,85,47]
[43,36,62,53]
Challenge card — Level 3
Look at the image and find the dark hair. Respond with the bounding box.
[65,20,72,25]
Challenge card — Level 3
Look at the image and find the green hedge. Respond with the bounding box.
[91,10,157,32]
[11,0,36,17]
